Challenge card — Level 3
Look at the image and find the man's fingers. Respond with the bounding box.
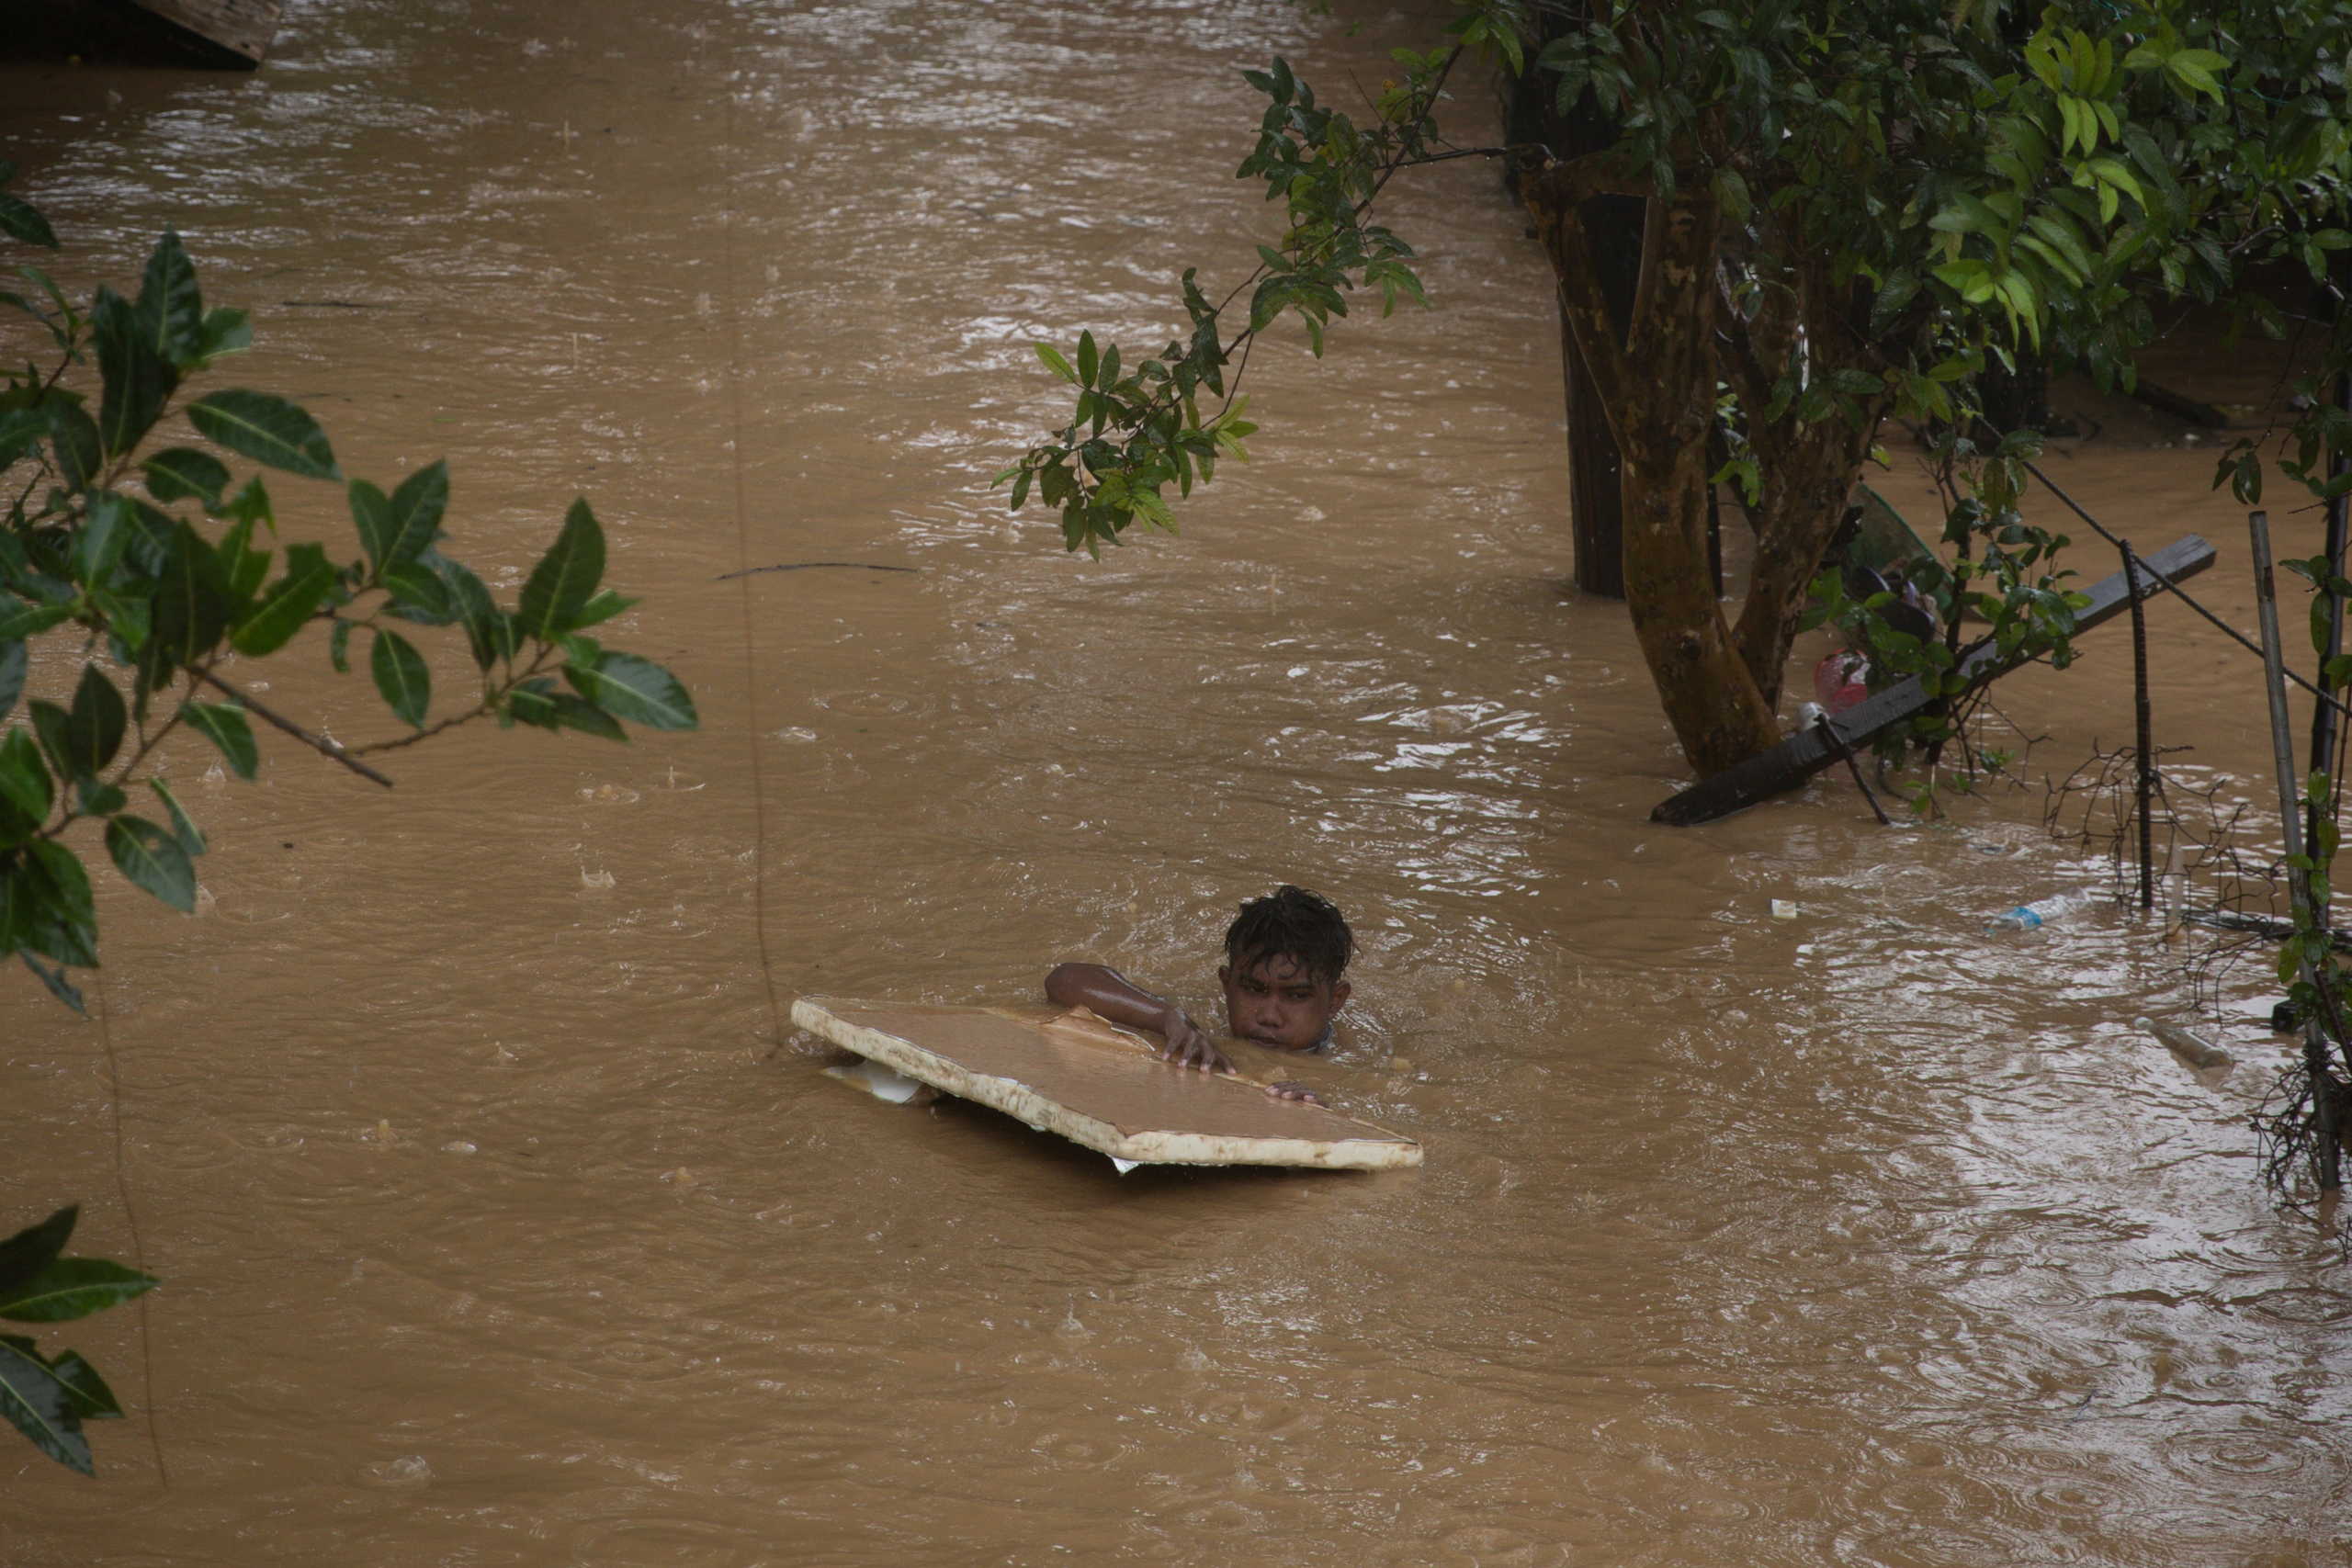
[1156,1028,1231,1076]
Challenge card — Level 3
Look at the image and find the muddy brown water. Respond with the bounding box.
[4,3,2349,1563]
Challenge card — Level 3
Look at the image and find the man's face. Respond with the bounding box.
[1218,953,1350,1051]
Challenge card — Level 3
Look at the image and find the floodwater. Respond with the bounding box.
[3,2,2347,1562]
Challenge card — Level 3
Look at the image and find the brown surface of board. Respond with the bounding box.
[793,996,1422,1169]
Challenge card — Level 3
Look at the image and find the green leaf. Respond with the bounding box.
[135,231,202,367]
[230,542,334,657]
[347,479,393,573]
[213,516,269,609]
[91,589,151,660]
[1078,331,1100,389]
[105,816,195,913]
[29,705,75,787]
[182,702,258,780]
[66,664,128,776]
[0,1208,76,1295]
[0,1338,88,1475]
[46,1350,121,1420]
[562,652,696,731]
[429,555,512,671]
[0,192,59,250]
[20,839,96,968]
[503,681,560,729]
[147,777,205,857]
[2165,48,2227,101]
[548,692,627,741]
[328,618,352,674]
[0,856,32,950]
[215,473,274,533]
[379,560,452,623]
[0,728,52,846]
[152,522,234,664]
[570,590,638,629]
[515,498,605,642]
[18,951,85,1013]
[383,459,448,570]
[0,598,71,642]
[48,400,101,493]
[0,405,46,469]
[0,1258,159,1324]
[140,446,229,508]
[369,628,430,728]
[0,640,24,726]
[1035,344,1079,385]
[93,287,178,461]
[186,390,339,481]
[193,307,251,365]
[1710,166,1751,223]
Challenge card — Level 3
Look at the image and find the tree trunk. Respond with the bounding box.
[1505,20,1642,600]
[1562,296,1627,598]
[1522,174,1781,774]
[1717,256,1894,710]
[1732,404,1884,709]
[1620,421,1779,772]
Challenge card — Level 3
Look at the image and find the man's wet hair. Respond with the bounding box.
[1224,885,1353,987]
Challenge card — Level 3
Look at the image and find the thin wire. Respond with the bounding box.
[95,985,168,1486]
[2025,457,2352,721]
[719,79,786,1047]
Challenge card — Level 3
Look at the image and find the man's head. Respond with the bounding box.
[1217,885,1352,1050]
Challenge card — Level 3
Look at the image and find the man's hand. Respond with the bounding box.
[1155,1007,1231,1075]
[1263,1080,1325,1105]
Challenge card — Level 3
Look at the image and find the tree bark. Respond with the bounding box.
[1523,170,1781,774]
[1717,254,1894,710]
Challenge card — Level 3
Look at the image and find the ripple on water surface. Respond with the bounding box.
[7,0,2352,1563]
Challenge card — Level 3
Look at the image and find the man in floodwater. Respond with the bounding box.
[1044,885,1351,1102]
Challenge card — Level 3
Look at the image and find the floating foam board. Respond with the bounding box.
[792,997,1422,1171]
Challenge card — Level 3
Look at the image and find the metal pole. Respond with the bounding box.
[2250,510,2343,1190]
[2123,538,2155,912]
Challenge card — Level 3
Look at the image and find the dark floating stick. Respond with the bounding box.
[1813,710,1893,827]
[716,561,922,581]
[1653,533,2217,825]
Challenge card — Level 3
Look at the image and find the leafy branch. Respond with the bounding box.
[1,167,697,1012]
[0,1205,156,1475]
[994,32,1503,554]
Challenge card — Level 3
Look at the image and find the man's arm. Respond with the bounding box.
[1043,963,1230,1074]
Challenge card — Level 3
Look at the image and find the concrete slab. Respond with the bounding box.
[792,997,1423,1171]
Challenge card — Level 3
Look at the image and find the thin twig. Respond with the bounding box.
[342,703,495,757]
[195,671,395,788]
[714,561,921,581]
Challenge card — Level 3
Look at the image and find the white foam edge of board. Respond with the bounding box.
[793,998,1421,1170]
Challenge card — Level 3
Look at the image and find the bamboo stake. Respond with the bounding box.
[2122,538,2155,912]
[2249,509,2343,1190]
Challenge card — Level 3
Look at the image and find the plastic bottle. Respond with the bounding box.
[2134,1016,2233,1070]
[1984,889,2098,932]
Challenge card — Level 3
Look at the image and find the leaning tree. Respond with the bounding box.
[997,0,2352,776]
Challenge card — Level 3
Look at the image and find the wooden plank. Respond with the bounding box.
[17,0,281,67]
[1650,533,2218,826]
[792,996,1423,1171]
[130,0,281,66]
